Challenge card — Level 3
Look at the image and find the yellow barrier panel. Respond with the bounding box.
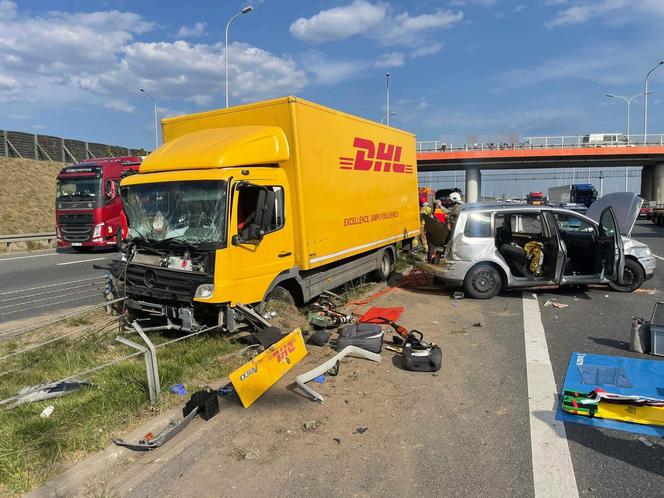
[229,329,308,408]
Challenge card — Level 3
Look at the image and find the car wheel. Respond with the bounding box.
[463,263,502,299]
[608,258,645,293]
[265,285,295,306]
[372,249,393,282]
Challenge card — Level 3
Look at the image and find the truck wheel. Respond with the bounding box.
[608,258,645,293]
[265,285,295,306]
[463,263,502,299]
[372,250,393,282]
[73,246,94,253]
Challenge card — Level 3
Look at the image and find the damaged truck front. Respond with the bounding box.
[112,96,420,332]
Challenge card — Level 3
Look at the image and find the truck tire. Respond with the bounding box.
[608,258,645,293]
[463,263,502,299]
[265,285,295,306]
[372,249,393,282]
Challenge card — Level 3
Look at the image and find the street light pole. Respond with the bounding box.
[225,6,254,108]
[643,61,664,144]
[607,92,651,191]
[139,88,158,150]
[385,73,391,126]
[380,112,396,125]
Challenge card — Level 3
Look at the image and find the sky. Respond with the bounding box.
[2,0,664,196]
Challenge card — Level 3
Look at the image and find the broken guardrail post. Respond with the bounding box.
[115,321,161,403]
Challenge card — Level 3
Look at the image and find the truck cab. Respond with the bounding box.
[56,157,141,251]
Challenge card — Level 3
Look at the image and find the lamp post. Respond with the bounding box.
[380,112,396,125]
[139,88,159,150]
[606,91,651,191]
[225,6,254,108]
[643,61,664,144]
[385,73,391,126]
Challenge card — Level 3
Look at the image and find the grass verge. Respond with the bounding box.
[0,315,243,495]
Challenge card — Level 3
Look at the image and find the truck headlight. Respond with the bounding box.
[195,284,215,299]
[632,246,651,258]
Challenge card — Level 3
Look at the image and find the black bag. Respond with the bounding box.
[183,389,219,421]
[401,330,442,372]
[337,323,383,353]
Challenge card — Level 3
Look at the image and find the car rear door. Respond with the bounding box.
[598,207,625,285]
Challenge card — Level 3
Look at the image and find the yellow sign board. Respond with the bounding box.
[229,329,308,408]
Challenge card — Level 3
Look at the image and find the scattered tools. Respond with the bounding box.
[373,317,442,373]
[308,298,354,328]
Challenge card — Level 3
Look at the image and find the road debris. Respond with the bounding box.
[113,407,198,451]
[473,322,482,328]
[543,300,568,309]
[40,405,54,418]
[0,379,91,409]
[296,346,381,402]
[353,427,368,434]
[169,383,187,396]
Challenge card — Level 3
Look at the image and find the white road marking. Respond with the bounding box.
[0,253,57,262]
[0,277,105,296]
[522,292,579,498]
[652,254,664,262]
[56,258,107,266]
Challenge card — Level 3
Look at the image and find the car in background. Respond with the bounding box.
[420,193,655,298]
[639,205,652,220]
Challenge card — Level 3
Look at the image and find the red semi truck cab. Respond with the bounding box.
[55,156,141,252]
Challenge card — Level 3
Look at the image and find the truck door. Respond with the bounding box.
[227,177,295,304]
[598,207,625,285]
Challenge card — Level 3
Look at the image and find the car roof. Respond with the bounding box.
[461,203,597,222]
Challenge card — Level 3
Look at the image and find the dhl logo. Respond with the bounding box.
[268,338,296,364]
[340,137,414,174]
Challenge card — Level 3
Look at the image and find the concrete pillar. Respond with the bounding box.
[642,165,655,203]
[654,164,664,206]
[465,167,480,203]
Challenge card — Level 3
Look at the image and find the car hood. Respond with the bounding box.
[585,192,642,237]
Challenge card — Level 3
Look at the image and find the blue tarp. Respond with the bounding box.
[556,352,664,437]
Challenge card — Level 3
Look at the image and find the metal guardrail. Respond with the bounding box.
[0,232,56,247]
[417,134,664,153]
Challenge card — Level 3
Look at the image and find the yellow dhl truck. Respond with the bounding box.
[117,96,419,331]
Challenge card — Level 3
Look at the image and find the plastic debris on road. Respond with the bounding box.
[169,384,187,396]
[40,405,54,418]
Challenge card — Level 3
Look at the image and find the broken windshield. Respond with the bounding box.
[121,180,227,244]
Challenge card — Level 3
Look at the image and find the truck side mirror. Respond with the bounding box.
[105,180,117,201]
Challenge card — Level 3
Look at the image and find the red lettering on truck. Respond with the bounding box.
[340,137,413,174]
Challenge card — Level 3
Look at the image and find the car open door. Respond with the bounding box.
[599,207,625,285]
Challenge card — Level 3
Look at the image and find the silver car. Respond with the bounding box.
[422,193,655,299]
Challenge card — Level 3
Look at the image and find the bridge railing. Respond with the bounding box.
[417,134,664,153]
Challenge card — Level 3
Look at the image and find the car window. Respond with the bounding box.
[553,213,595,234]
[516,214,542,235]
[464,212,492,237]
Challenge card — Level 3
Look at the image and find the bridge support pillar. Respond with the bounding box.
[654,164,664,206]
[465,167,480,203]
[642,165,655,202]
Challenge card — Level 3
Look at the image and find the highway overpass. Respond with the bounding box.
[416,136,664,203]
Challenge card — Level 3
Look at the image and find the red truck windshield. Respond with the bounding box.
[56,178,102,201]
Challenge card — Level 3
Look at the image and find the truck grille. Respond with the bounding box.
[61,224,91,242]
[59,213,93,224]
[125,264,212,304]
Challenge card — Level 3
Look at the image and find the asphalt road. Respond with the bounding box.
[0,247,116,329]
